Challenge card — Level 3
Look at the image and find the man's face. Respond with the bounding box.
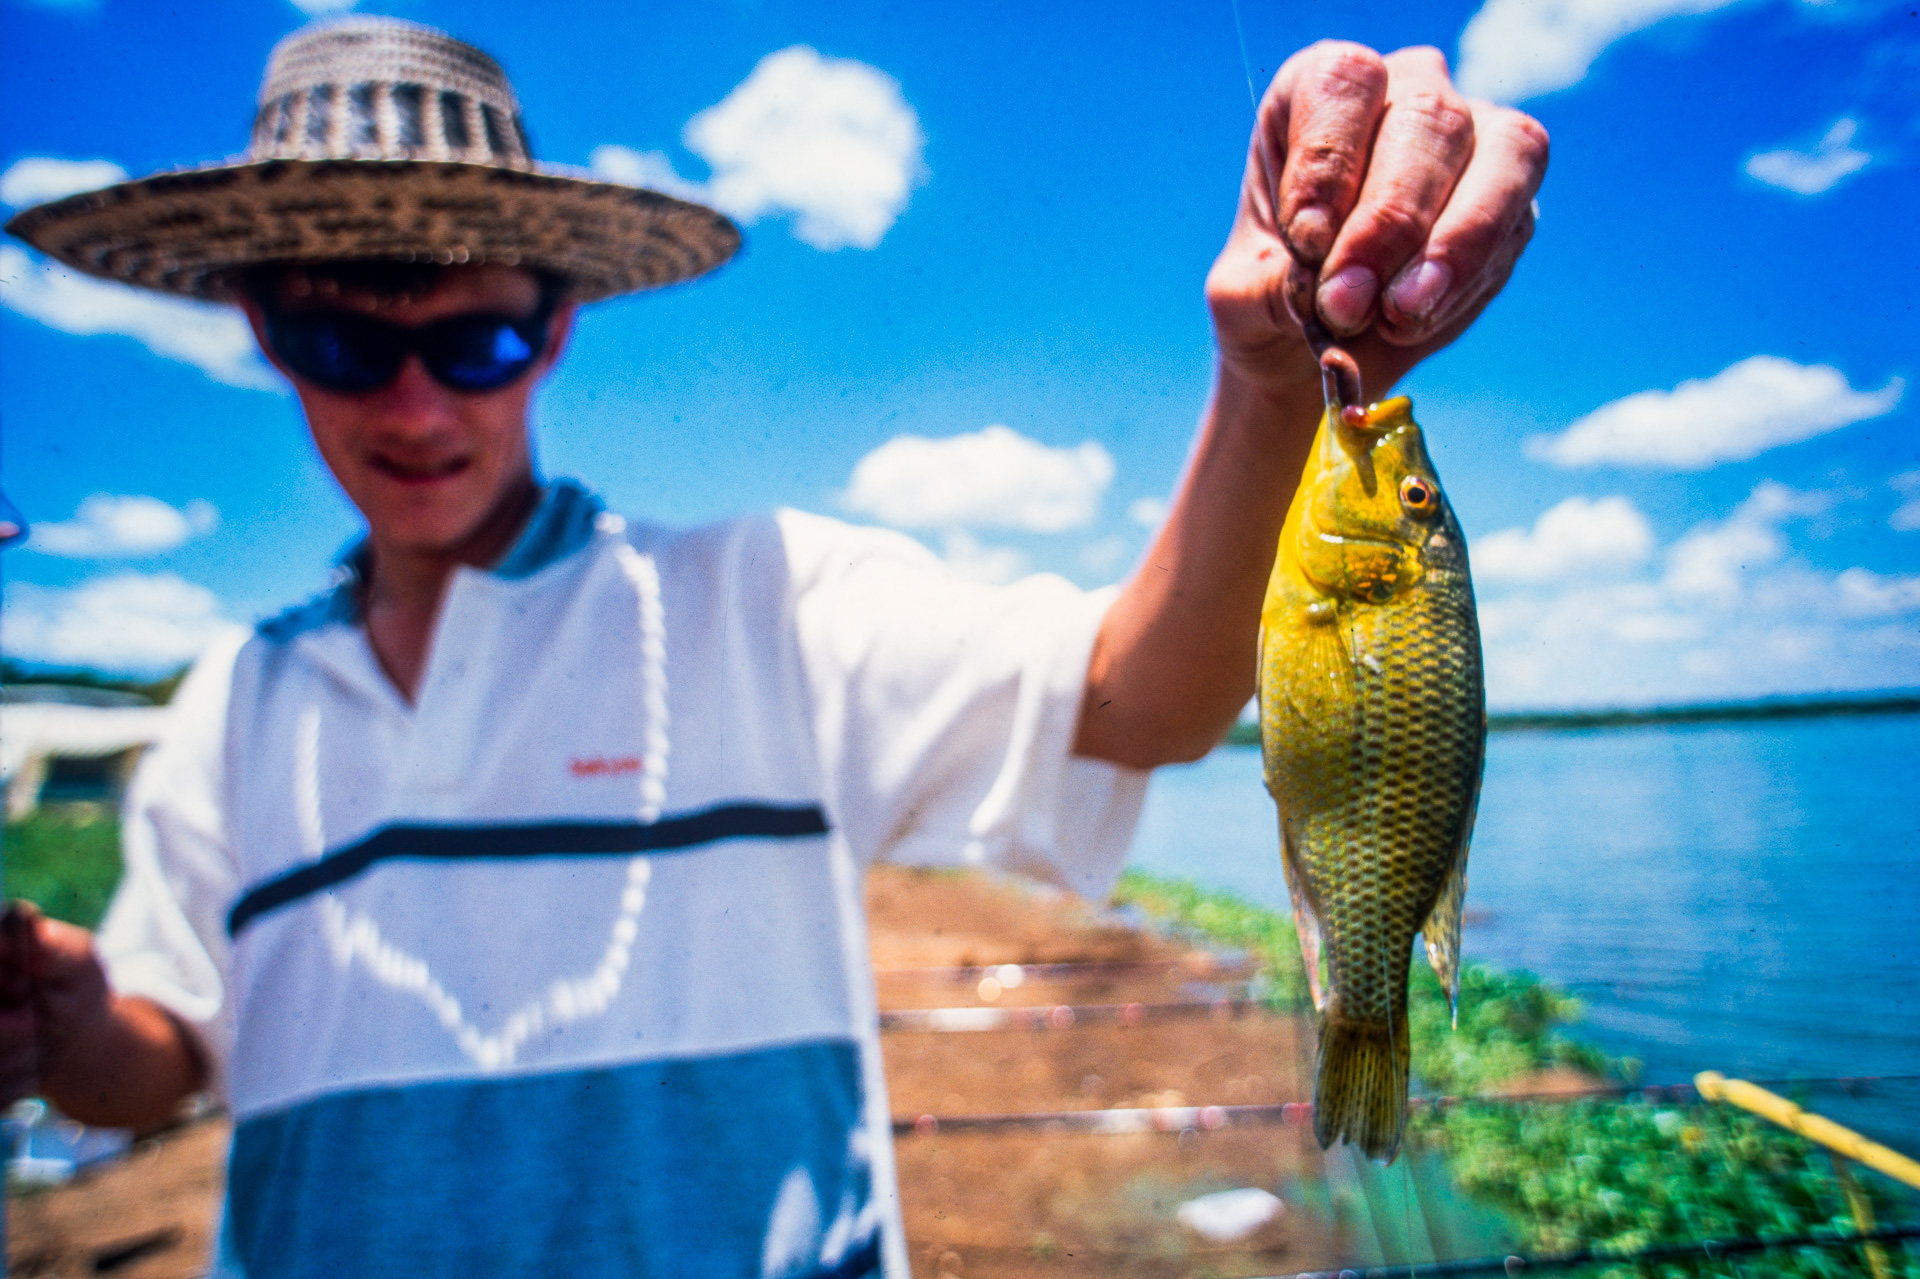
[242,264,575,557]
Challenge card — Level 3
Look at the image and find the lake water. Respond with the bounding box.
[1126,713,1920,1150]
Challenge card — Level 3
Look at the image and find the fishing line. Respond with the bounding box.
[1230,0,1321,1114]
[1227,0,1260,111]
[1227,0,1289,292]
[1227,10,1425,1263]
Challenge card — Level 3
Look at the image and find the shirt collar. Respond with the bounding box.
[491,479,606,580]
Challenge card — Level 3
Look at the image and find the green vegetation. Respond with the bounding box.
[1114,869,1918,1277]
[3,808,125,929]
[1110,871,1314,1009]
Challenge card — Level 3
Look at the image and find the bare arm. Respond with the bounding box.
[1,903,207,1131]
[1075,42,1548,768]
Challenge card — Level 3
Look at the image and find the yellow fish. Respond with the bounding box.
[1258,395,1486,1163]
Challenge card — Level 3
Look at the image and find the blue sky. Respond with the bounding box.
[2,0,1915,708]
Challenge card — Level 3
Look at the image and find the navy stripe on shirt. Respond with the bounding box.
[227,802,831,937]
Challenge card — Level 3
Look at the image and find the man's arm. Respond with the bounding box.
[1,903,207,1131]
[1074,42,1548,768]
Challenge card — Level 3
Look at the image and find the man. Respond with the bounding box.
[1,16,1545,1278]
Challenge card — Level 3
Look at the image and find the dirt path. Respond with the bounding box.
[9,868,1327,1277]
[871,869,1327,1279]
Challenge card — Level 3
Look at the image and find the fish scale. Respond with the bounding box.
[1258,395,1486,1163]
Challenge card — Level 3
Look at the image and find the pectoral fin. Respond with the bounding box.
[1273,602,1351,727]
[1279,826,1327,1012]
[1422,853,1469,1026]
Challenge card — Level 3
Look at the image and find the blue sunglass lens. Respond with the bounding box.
[429,319,538,391]
[268,314,402,392]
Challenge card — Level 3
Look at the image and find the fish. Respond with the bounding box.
[1257,394,1486,1163]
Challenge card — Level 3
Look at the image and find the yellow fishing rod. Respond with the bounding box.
[1697,1070,1920,1279]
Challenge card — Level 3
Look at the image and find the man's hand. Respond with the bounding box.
[1207,42,1548,402]
[2,902,117,1109]
[0,902,44,1106]
[1075,42,1546,769]
[0,901,207,1130]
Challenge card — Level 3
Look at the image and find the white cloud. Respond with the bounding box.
[1663,480,1827,601]
[29,495,218,559]
[0,245,280,391]
[939,530,1027,585]
[1474,480,1920,707]
[1663,511,1782,602]
[594,46,924,251]
[1835,567,1920,617]
[843,424,1113,532]
[290,0,357,12]
[1478,577,1695,651]
[1455,0,1742,103]
[0,157,126,208]
[1888,471,1920,532]
[1479,567,1920,708]
[588,146,708,202]
[1746,118,1871,195]
[1525,355,1903,470]
[1128,496,1169,529]
[689,46,924,249]
[1474,495,1655,584]
[3,573,246,673]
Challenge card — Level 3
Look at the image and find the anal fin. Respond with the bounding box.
[1421,853,1469,1026]
[1279,825,1327,1012]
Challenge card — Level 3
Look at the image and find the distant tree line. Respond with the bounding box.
[1218,688,1920,746]
[0,661,189,705]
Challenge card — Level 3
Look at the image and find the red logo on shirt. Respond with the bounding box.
[569,756,644,778]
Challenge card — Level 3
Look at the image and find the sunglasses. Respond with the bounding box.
[263,299,557,394]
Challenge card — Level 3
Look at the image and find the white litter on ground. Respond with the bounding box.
[1175,1186,1284,1243]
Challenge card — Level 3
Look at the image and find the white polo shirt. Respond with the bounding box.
[97,480,1148,1279]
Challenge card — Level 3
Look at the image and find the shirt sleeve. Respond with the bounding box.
[95,630,249,1097]
[779,509,1149,902]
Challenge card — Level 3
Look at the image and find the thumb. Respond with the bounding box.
[28,913,102,985]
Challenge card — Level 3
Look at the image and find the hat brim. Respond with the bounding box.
[4,159,741,303]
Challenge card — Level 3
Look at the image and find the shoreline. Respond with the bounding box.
[1216,689,1920,746]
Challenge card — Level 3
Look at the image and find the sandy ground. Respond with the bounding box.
[9,867,1329,1277]
[7,1119,225,1279]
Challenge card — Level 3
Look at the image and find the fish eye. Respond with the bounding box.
[1400,476,1437,514]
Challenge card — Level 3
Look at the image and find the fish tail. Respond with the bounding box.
[1313,1013,1411,1162]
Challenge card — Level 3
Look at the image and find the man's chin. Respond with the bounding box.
[360,499,495,560]
[356,481,538,568]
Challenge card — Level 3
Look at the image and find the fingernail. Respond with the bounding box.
[1286,207,1334,261]
[1317,264,1377,333]
[1386,258,1452,322]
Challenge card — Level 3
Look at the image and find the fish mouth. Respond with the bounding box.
[1302,519,1415,555]
[1307,528,1404,549]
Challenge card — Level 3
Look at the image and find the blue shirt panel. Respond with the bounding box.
[216,1038,876,1279]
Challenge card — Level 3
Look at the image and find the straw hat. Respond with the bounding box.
[3,16,740,302]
